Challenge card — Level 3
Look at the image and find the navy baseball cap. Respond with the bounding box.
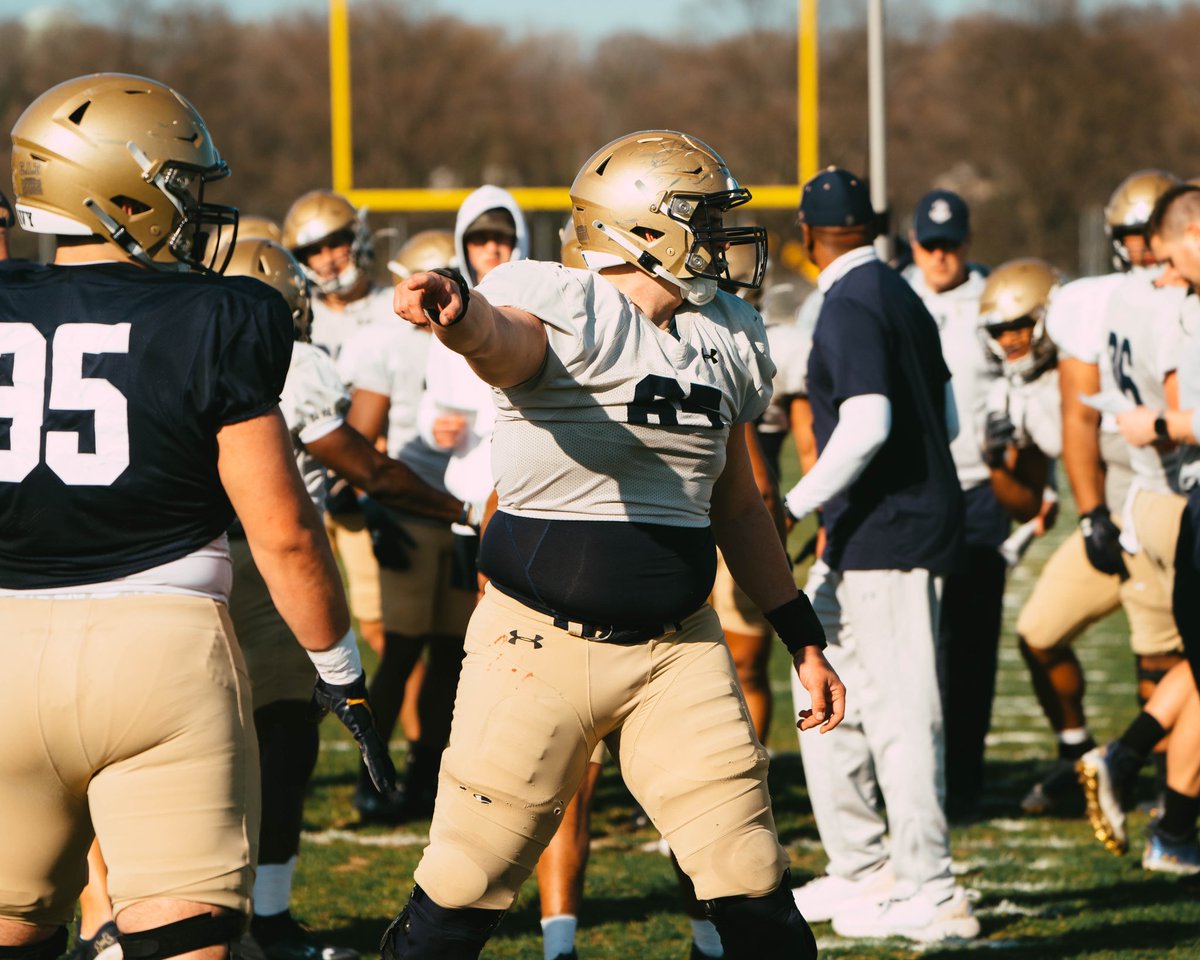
[798,167,875,228]
[913,189,970,246]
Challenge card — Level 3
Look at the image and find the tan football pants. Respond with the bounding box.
[413,584,789,910]
[0,595,259,926]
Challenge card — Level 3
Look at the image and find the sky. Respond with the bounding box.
[1,0,1190,41]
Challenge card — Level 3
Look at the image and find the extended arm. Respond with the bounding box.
[394,271,547,388]
[783,393,891,521]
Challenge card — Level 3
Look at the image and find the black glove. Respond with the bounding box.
[325,477,362,516]
[982,411,1016,468]
[0,189,13,229]
[359,496,417,570]
[1079,505,1128,577]
[312,673,400,798]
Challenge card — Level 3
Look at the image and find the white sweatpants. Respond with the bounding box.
[791,563,954,899]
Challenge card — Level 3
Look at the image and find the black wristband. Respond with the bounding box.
[430,267,471,327]
[765,593,826,655]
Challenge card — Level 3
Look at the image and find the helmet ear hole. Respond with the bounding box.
[111,196,150,215]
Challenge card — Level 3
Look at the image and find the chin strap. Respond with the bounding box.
[590,220,717,306]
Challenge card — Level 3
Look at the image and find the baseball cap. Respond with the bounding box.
[913,189,970,246]
[798,167,875,228]
[464,207,516,240]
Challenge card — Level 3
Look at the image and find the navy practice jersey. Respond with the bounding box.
[0,261,292,588]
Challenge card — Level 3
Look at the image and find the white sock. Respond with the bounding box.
[690,918,724,957]
[540,914,577,960]
[1058,727,1092,747]
[253,856,297,918]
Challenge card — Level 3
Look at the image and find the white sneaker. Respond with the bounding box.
[792,863,895,923]
[831,886,980,942]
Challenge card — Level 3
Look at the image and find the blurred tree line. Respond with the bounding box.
[2,0,1199,277]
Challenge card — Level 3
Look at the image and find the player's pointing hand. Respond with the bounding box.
[394,268,469,328]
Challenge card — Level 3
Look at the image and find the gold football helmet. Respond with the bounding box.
[281,189,372,295]
[387,229,456,280]
[10,72,237,271]
[221,237,312,341]
[569,130,766,306]
[979,257,1062,381]
[1104,169,1179,268]
[237,215,282,244]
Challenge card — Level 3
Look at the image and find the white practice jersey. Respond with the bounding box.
[986,367,1062,460]
[904,266,997,488]
[477,261,775,527]
[337,320,451,493]
[281,341,350,510]
[759,318,813,434]
[1098,273,1187,492]
[418,336,497,506]
[310,283,396,360]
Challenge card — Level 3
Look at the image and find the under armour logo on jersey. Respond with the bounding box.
[928,199,952,224]
[508,630,543,649]
[701,347,721,363]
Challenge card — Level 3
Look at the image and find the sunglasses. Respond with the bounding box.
[919,238,963,254]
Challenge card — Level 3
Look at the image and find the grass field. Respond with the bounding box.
[292,490,1200,959]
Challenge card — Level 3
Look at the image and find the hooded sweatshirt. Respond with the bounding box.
[419,186,530,506]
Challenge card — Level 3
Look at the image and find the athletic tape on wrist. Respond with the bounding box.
[765,594,826,654]
[306,629,362,686]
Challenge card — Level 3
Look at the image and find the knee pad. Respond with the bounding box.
[703,872,816,960]
[379,886,503,960]
[120,912,244,960]
[0,928,68,960]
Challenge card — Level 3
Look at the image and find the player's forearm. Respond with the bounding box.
[712,500,801,614]
[1060,412,1106,513]
[309,425,462,522]
[1059,358,1106,513]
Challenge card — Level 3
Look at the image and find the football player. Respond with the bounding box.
[67,236,467,960]
[335,205,485,821]
[1018,170,1185,815]
[0,73,391,960]
[387,130,842,960]
[976,258,1063,530]
[1081,183,1200,873]
[281,190,395,810]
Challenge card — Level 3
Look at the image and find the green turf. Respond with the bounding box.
[294,487,1200,959]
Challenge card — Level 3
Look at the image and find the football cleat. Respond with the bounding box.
[1077,743,1129,855]
[1021,759,1085,816]
[1142,826,1200,876]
